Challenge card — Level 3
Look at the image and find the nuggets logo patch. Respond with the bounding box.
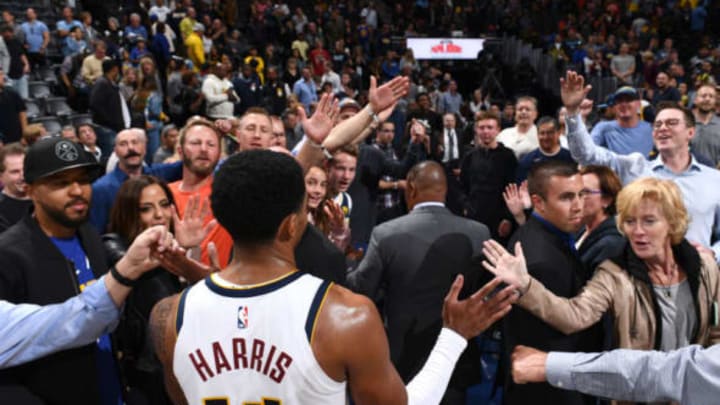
[238,306,249,329]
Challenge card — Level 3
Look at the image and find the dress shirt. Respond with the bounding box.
[0,276,119,368]
[413,201,445,210]
[566,113,720,259]
[546,344,720,405]
[442,128,459,162]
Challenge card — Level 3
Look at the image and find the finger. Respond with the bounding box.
[443,274,464,304]
[369,75,377,91]
[514,242,524,259]
[207,241,221,270]
[202,219,217,236]
[198,198,210,221]
[471,277,503,301]
[171,205,181,227]
[296,104,308,122]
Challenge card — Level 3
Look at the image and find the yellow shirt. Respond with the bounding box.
[184,33,204,71]
[179,17,196,39]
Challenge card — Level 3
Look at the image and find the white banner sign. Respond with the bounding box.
[406,38,485,60]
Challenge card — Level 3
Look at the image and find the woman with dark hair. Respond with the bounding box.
[576,165,625,270]
[305,165,350,251]
[104,175,214,404]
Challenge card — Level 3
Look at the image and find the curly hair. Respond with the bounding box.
[212,150,306,244]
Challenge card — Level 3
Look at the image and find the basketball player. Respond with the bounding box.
[150,150,517,404]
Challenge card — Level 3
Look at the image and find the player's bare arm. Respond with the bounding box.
[313,276,517,404]
[150,294,188,405]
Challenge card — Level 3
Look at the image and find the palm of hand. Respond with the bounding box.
[370,84,394,113]
[304,113,333,144]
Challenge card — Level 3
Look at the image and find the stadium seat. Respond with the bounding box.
[45,97,74,117]
[31,116,63,136]
[25,99,43,120]
[29,81,52,99]
[67,113,93,126]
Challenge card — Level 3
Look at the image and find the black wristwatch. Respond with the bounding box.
[110,265,138,287]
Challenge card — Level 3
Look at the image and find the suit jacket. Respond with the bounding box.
[89,76,128,132]
[348,205,490,386]
[503,215,599,405]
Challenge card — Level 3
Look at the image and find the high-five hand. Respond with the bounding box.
[482,240,531,294]
[368,75,409,114]
[560,71,592,115]
[298,92,339,145]
[442,276,517,339]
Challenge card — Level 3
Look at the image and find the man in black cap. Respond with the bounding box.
[0,136,123,404]
[89,58,131,160]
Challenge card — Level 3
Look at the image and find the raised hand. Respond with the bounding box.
[482,240,531,293]
[519,180,532,209]
[323,199,347,235]
[298,92,339,145]
[158,242,220,284]
[173,195,217,249]
[442,276,517,339]
[503,183,525,218]
[368,75,409,114]
[560,71,592,115]
[512,345,549,384]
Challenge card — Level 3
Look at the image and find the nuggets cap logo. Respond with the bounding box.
[55,140,79,162]
[237,306,249,329]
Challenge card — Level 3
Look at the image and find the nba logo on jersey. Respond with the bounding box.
[237,306,249,329]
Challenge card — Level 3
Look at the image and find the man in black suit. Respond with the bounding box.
[348,160,493,403]
[503,160,601,405]
[88,59,130,160]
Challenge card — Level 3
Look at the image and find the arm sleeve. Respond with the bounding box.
[515,265,616,335]
[546,345,720,405]
[0,276,120,369]
[405,328,468,405]
[565,113,645,183]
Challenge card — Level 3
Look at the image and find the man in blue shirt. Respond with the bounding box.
[0,225,181,369]
[0,137,121,404]
[19,8,49,68]
[590,86,653,156]
[562,70,720,259]
[293,66,318,113]
[516,116,575,182]
[90,128,182,233]
[123,13,148,41]
[55,6,82,39]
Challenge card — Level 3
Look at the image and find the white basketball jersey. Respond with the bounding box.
[174,272,347,404]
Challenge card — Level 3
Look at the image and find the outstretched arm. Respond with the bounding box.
[561,71,642,182]
[323,276,516,404]
[512,344,720,405]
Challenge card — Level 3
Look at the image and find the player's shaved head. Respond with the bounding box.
[405,161,447,209]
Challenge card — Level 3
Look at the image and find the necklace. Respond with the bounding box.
[650,263,679,298]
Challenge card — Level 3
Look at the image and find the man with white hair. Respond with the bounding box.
[89,128,182,232]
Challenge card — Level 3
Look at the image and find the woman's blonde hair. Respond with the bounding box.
[616,177,688,244]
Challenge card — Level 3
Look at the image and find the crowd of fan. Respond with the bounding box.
[0,0,720,404]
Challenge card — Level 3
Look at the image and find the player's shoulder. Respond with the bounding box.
[323,283,379,327]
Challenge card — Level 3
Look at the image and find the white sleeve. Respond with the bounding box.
[405,327,468,405]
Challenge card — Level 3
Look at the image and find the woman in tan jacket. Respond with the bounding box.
[484,177,720,352]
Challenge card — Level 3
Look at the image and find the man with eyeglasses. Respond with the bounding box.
[562,70,720,260]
